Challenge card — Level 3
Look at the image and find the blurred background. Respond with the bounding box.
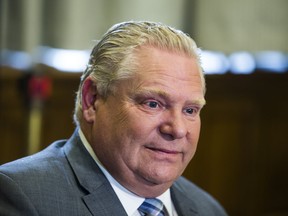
[1,0,288,215]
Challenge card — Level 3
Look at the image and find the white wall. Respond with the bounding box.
[194,0,288,52]
[1,0,287,53]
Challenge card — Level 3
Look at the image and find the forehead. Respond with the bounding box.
[132,46,203,86]
[133,46,201,78]
[121,46,205,104]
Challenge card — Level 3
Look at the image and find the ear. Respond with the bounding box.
[82,77,98,124]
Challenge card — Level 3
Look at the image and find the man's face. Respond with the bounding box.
[90,46,205,196]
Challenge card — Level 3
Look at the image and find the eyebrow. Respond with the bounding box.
[133,88,206,107]
[192,98,206,107]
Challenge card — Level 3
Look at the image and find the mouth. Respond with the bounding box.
[144,145,184,164]
[145,146,180,155]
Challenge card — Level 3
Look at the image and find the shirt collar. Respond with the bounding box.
[78,128,174,216]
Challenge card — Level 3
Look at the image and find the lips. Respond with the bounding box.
[146,146,180,155]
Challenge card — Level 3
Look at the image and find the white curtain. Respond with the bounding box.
[2,0,287,53]
[0,0,187,53]
[194,0,288,52]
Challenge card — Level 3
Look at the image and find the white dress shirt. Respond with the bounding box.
[78,129,178,216]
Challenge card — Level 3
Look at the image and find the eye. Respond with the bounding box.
[184,107,199,116]
[145,100,160,109]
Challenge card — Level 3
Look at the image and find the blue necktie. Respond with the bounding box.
[138,198,165,216]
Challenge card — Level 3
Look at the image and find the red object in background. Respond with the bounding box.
[28,75,52,101]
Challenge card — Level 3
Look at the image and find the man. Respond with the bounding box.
[0,21,227,215]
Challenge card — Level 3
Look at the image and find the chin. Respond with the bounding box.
[145,172,180,186]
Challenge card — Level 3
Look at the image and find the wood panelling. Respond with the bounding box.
[1,67,288,216]
[184,73,288,216]
[0,68,28,163]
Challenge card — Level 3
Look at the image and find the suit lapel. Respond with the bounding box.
[82,185,127,216]
[64,130,127,216]
[171,179,199,216]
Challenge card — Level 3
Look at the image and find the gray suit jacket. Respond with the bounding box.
[0,130,227,216]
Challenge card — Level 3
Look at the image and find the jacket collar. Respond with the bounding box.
[171,178,199,216]
[63,129,127,216]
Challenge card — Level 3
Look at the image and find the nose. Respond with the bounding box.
[159,110,188,140]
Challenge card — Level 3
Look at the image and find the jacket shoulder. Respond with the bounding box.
[0,140,67,176]
[172,176,228,216]
[0,135,91,216]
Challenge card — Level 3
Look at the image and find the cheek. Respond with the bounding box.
[107,109,148,150]
[186,121,201,153]
[104,103,133,136]
[119,106,158,137]
[128,116,161,143]
[192,117,201,138]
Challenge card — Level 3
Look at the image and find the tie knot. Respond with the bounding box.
[138,198,165,216]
